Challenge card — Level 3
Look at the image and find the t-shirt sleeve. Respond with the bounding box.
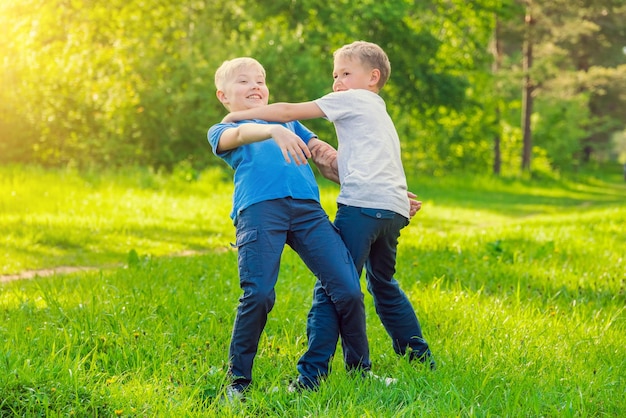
[208,123,239,157]
[314,91,353,122]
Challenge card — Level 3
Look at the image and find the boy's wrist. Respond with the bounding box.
[268,124,285,138]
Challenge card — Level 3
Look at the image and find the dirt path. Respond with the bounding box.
[0,250,217,283]
[0,266,115,283]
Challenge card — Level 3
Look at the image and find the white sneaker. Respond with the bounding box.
[224,385,245,402]
[365,371,398,386]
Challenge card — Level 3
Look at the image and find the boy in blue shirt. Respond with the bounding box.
[207,57,370,398]
[222,42,435,389]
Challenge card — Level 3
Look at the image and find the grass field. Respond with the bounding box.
[1,165,625,417]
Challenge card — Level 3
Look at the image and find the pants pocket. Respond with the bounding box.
[235,228,258,279]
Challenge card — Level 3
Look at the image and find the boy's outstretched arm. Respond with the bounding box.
[218,123,311,165]
[222,102,325,124]
[308,138,339,183]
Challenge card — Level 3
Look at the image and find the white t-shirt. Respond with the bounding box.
[314,89,410,219]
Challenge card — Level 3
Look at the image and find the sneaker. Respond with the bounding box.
[365,371,398,386]
[410,350,437,371]
[223,384,246,402]
[287,378,318,393]
[287,380,305,394]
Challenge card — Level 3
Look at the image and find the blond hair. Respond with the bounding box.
[333,41,391,89]
[214,57,266,91]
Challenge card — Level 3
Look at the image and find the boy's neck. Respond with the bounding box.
[342,86,380,94]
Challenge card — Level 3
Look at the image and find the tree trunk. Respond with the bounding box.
[492,15,502,176]
[521,4,534,172]
[494,107,502,175]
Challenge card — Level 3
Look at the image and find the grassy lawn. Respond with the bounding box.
[1,165,625,416]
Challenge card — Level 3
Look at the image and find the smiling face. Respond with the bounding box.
[332,55,380,93]
[216,61,269,112]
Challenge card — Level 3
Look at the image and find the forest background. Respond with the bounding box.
[1,0,625,178]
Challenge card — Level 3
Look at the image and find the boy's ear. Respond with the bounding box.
[369,69,381,87]
[216,90,229,105]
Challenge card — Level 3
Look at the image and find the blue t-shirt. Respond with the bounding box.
[208,119,321,222]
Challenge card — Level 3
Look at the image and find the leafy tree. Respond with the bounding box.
[497,0,626,173]
[0,0,229,169]
[1,0,623,175]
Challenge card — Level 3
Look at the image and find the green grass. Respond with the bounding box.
[1,165,625,416]
[0,165,234,275]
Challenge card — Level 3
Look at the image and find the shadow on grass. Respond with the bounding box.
[400,235,625,310]
[0,221,233,277]
[411,175,626,217]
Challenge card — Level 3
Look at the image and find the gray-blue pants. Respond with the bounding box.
[299,204,430,384]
